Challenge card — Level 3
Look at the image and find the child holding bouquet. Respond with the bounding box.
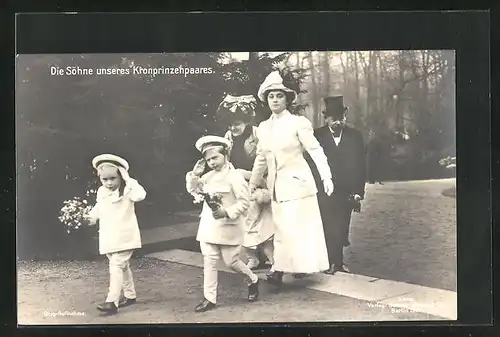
[186,135,260,313]
[84,154,147,315]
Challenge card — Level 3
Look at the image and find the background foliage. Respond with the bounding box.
[16,51,455,260]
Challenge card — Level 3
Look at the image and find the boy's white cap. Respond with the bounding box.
[195,135,231,154]
[92,154,130,171]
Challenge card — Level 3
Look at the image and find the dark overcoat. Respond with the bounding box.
[306,125,366,246]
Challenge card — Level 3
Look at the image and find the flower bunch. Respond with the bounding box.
[58,197,93,233]
[191,191,223,211]
[58,184,98,234]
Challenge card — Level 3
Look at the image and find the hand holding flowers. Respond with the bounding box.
[58,197,94,233]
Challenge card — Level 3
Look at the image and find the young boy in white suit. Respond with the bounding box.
[186,136,260,313]
[85,154,147,315]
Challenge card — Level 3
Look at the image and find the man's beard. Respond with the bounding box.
[330,123,343,132]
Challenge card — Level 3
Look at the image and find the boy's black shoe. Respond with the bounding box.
[195,298,216,313]
[266,271,283,286]
[97,302,118,314]
[118,297,136,308]
[248,279,259,301]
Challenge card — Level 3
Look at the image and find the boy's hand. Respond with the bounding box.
[193,158,206,177]
[212,207,228,219]
[248,183,258,194]
[83,214,97,226]
[118,167,131,182]
[249,192,257,201]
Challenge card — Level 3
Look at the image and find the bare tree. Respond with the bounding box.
[323,51,331,98]
[307,51,320,127]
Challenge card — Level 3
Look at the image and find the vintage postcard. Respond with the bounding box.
[15,50,457,324]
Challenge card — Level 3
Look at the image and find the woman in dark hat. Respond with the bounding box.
[216,94,259,172]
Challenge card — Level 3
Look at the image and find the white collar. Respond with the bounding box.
[270,109,290,120]
[328,127,343,138]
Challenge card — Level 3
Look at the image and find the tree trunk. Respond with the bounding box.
[323,51,331,97]
[373,51,380,115]
[319,52,330,126]
[339,52,349,111]
[249,52,259,61]
[353,52,361,127]
[365,51,374,122]
[307,51,320,127]
[396,51,406,132]
[421,50,430,133]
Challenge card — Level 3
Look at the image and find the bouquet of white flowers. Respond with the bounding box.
[58,197,93,233]
[58,186,97,234]
[191,191,223,211]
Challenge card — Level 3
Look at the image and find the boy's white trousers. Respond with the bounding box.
[105,249,136,306]
[200,242,258,304]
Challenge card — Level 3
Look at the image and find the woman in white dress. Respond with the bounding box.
[249,71,334,285]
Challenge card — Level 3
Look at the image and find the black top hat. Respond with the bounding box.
[322,96,348,118]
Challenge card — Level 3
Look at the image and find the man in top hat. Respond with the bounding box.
[312,96,366,275]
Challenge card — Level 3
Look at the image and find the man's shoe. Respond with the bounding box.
[118,297,136,308]
[323,265,336,275]
[266,271,283,286]
[323,264,350,275]
[97,302,118,314]
[194,298,216,313]
[335,264,350,273]
[248,279,259,301]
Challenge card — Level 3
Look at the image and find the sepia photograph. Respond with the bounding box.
[16,50,457,324]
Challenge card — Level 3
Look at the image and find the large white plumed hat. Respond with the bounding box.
[195,135,232,154]
[92,154,130,171]
[257,70,297,102]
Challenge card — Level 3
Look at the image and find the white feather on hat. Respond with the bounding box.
[195,135,232,153]
[92,154,130,171]
[257,70,297,102]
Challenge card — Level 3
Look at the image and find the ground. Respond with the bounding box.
[142,179,457,291]
[17,258,442,325]
[345,179,457,291]
[17,178,457,324]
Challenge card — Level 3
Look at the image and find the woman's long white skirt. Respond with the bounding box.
[271,194,330,273]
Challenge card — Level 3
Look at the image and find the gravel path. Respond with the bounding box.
[345,179,456,291]
[17,258,442,324]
